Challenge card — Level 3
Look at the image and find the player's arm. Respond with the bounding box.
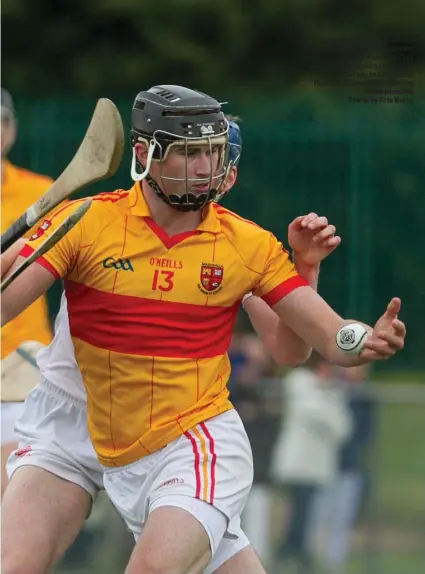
[243,213,339,366]
[1,239,27,278]
[243,262,318,365]
[1,256,56,325]
[251,224,405,367]
[1,202,82,327]
[272,288,405,367]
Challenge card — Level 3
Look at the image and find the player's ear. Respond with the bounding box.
[228,166,237,187]
[134,143,148,168]
[224,166,237,192]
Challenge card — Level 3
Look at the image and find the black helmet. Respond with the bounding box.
[130,85,229,212]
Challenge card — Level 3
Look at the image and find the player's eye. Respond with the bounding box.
[186,148,199,156]
[207,146,220,155]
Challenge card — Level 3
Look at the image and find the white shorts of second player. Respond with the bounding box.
[7,377,103,500]
[1,341,45,445]
[1,402,26,445]
[103,408,253,573]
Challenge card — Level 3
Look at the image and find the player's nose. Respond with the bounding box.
[193,152,213,178]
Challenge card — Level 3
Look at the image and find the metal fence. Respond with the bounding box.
[8,97,425,371]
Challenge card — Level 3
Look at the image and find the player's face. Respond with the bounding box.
[153,142,223,197]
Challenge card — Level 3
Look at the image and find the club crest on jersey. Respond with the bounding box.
[198,263,224,295]
[29,219,52,241]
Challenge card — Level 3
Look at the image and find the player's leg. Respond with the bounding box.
[212,545,266,574]
[1,466,91,574]
[125,505,213,574]
[1,378,103,574]
[205,524,266,574]
[128,509,267,574]
[1,442,17,497]
[103,409,253,574]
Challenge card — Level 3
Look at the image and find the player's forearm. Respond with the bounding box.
[273,287,374,367]
[242,295,300,365]
[244,264,319,366]
[293,257,319,291]
[292,265,372,367]
[1,256,55,326]
[271,261,320,364]
[0,239,26,278]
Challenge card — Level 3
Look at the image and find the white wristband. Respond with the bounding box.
[242,292,253,309]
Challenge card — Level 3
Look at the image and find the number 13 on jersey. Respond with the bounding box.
[152,270,175,292]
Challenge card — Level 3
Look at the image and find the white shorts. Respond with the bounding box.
[103,409,253,573]
[1,402,25,445]
[1,341,45,444]
[6,377,103,500]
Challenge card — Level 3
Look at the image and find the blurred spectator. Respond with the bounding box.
[1,88,53,497]
[309,364,377,573]
[271,352,352,573]
[230,334,282,566]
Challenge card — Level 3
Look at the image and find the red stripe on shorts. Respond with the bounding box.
[184,430,201,499]
[200,422,216,505]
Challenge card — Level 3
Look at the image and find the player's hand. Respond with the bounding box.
[288,213,341,267]
[360,298,406,361]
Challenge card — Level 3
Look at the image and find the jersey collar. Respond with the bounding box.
[128,183,221,234]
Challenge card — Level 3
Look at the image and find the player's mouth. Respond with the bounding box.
[192,183,211,193]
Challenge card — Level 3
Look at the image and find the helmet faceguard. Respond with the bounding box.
[130,85,229,212]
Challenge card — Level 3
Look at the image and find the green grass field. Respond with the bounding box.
[362,399,425,574]
[377,402,425,519]
[347,552,425,574]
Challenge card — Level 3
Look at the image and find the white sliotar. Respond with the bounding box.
[335,323,368,355]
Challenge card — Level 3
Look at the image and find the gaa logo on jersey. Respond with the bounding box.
[29,219,52,241]
[198,262,224,295]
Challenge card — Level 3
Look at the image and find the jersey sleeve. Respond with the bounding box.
[252,233,309,306]
[19,200,85,279]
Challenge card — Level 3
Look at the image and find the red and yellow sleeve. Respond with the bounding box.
[252,233,308,306]
[20,200,84,279]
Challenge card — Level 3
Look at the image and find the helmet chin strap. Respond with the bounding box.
[130,140,156,182]
[145,173,217,212]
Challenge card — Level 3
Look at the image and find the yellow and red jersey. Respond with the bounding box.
[22,183,308,466]
[1,160,53,358]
